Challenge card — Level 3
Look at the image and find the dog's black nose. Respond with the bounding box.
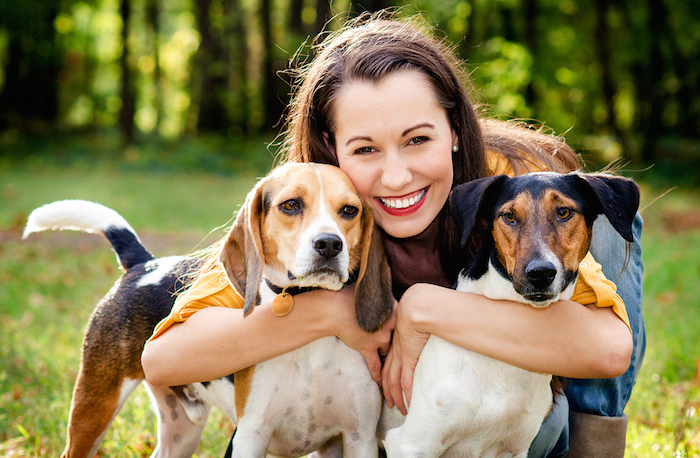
[313,233,343,259]
[525,260,557,288]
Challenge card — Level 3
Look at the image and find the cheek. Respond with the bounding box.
[337,158,374,201]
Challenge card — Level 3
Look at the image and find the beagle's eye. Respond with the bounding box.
[341,205,359,218]
[280,199,301,214]
[502,212,516,225]
[557,208,572,220]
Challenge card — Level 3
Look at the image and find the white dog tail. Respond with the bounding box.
[23,199,154,269]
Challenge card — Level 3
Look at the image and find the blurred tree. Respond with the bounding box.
[194,0,228,132]
[119,0,136,143]
[0,0,60,130]
[146,0,163,132]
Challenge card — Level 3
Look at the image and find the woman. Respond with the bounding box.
[143,14,643,457]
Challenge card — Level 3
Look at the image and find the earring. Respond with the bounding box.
[452,145,459,152]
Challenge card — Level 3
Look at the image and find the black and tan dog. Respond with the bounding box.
[24,163,393,458]
[380,171,639,457]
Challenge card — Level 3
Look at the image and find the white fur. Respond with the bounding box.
[137,256,188,288]
[381,259,576,457]
[22,199,139,240]
[229,254,381,456]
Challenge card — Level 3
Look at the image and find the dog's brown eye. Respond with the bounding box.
[557,208,572,220]
[502,212,516,224]
[280,199,301,213]
[341,205,358,218]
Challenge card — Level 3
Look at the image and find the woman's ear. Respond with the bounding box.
[323,131,337,160]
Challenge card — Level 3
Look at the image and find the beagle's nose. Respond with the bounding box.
[313,233,343,259]
[525,260,557,289]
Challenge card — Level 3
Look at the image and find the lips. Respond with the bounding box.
[377,187,428,215]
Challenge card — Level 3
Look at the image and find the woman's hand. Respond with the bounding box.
[381,283,433,415]
[329,285,396,384]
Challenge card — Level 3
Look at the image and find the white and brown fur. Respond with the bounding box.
[379,172,640,458]
[23,162,393,458]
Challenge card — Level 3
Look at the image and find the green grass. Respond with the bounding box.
[1,153,700,456]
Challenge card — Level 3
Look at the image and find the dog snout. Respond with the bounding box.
[525,260,557,289]
[313,233,343,260]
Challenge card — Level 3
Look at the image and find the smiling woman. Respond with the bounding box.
[331,71,456,241]
[142,12,644,458]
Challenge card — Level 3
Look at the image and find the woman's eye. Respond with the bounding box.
[280,199,301,213]
[341,205,359,218]
[557,208,572,220]
[502,212,516,224]
[354,146,375,155]
[408,136,429,145]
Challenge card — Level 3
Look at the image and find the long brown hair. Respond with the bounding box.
[279,12,579,285]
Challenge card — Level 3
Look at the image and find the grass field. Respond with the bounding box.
[1,148,700,456]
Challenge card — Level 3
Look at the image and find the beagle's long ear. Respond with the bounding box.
[576,174,640,243]
[220,183,265,316]
[354,205,393,333]
[449,175,509,247]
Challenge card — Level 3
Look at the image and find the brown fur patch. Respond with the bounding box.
[492,189,592,281]
[234,366,256,421]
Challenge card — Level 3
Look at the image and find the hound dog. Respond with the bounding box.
[379,172,640,458]
[23,163,393,458]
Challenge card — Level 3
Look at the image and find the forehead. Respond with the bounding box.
[266,164,360,203]
[494,173,584,208]
[331,70,447,137]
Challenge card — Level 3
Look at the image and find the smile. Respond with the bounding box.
[379,188,427,210]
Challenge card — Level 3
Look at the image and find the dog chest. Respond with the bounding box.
[237,336,381,455]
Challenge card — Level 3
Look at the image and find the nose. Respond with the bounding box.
[525,260,557,289]
[380,149,413,191]
[313,233,343,259]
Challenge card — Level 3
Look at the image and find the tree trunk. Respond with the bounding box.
[146,0,163,132]
[260,0,281,130]
[594,0,628,152]
[120,0,136,144]
[0,2,60,129]
[289,0,304,35]
[194,0,228,132]
[523,0,538,108]
[226,0,250,135]
[640,0,667,162]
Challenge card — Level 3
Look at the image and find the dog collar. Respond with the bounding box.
[264,272,359,317]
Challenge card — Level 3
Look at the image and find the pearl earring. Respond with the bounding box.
[452,145,459,152]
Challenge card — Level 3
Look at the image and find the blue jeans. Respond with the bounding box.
[528,213,645,458]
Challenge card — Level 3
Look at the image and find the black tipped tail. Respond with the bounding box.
[104,227,155,270]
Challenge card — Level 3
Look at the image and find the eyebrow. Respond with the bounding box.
[344,123,436,147]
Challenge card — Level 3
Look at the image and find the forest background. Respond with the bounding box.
[1,0,700,456]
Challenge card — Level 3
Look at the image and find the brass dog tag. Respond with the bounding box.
[272,292,294,316]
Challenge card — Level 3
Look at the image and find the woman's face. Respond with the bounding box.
[330,70,456,239]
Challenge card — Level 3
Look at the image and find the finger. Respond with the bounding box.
[364,351,382,384]
[388,355,406,415]
[381,348,394,407]
[401,366,414,408]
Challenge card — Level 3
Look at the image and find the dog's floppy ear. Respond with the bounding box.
[576,174,640,243]
[354,205,393,333]
[220,182,265,316]
[449,175,509,247]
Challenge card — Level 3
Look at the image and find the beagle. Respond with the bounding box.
[23,163,393,458]
[379,172,640,458]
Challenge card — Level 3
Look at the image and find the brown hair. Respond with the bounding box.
[279,12,579,285]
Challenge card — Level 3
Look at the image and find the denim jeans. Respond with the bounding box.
[528,213,645,458]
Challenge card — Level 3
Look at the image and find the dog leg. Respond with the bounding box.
[61,377,141,458]
[146,384,211,458]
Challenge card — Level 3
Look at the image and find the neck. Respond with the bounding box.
[382,217,451,289]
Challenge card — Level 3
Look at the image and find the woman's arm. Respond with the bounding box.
[382,283,633,414]
[142,286,394,386]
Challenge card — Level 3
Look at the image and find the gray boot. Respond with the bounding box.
[565,411,628,457]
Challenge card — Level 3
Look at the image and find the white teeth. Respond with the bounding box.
[381,189,426,209]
